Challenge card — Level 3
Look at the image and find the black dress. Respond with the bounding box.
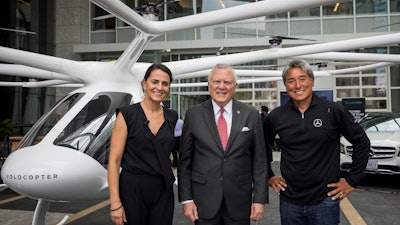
[117,103,178,225]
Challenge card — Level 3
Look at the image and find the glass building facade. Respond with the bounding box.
[85,0,400,116]
[1,0,400,136]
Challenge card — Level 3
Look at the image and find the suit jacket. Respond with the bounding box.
[178,99,268,220]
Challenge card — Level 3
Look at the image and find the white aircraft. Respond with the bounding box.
[0,0,400,225]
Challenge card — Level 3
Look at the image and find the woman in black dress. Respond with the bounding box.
[108,63,178,225]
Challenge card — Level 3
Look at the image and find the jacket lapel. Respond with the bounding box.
[202,99,224,151]
[227,100,242,151]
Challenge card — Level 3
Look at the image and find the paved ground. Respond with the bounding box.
[0,153,399,225]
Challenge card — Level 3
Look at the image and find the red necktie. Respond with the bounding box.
[217,107,228,150]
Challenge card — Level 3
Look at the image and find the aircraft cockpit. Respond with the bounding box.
[13,92,133,168]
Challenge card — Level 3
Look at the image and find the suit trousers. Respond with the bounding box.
[195,197,250,225]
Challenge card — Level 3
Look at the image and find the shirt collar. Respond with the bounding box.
[212,99,233,116]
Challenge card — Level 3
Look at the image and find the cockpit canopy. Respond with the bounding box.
[15,92,133,168]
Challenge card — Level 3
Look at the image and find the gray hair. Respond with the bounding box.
[282,59,314,85]
[208,63,237,82]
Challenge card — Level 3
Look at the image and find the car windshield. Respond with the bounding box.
[359,113,400,132]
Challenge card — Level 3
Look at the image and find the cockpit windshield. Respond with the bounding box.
[15,92,133,168]
[16,93,84,150]
[54,92,132,167]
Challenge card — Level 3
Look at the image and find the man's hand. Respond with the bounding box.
[268,175,287,195]
[327,178,355,200]
[250,203,265,221]
[182,202,199,222]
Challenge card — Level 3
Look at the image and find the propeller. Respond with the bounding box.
[224,32,316,47]
[310,62,328,70]
[134,0,180,15]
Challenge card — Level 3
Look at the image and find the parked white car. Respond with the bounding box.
[340,112,400,174]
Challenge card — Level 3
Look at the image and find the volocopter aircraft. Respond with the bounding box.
[0,0,400,225]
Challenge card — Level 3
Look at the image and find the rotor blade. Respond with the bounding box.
[91,0,347,35]
[92,14,115,20]
[165,33,400,75]
[5,62,392,88]
[174,69,283,79]
[0,80,83,88]
[22,80,75,88]
[0,64,81,82]
[224,32,315,41]
[328,62,397,75]
[0,27,36,35]
[275,35,316,41]
[299,52,400,62]
[156,0,180,8]
[171,76,282,88]
[224,32,265,37]
[171,62,396,88]
[0,46,122,85]
[0,46,83,76]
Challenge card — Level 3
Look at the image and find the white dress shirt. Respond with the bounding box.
[212,99,232,138]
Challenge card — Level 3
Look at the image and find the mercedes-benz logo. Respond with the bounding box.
[313,119,322,127]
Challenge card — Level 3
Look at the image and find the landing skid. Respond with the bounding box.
[32,199,69,225]
[0,184,7,192]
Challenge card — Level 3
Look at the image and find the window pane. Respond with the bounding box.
[91,31,116,44]
[391,89,400,112]
[267,12,288,19]
[389,16,400,31]
[336,77,360,86]
[365,99,387,109]
[265,21,289,36]
[254,81,277,88]
[235,91,252,100]
[255,90,277,100]
[167,28,196,41]
[390,66,400,86]
[390,46,400,54]
[92,5,116,30]
[290,7,320,18]
[291,20,321,35]
[390,0,400,12]
[337,89,360,98]
[199,25,224,40]
[356,0,387,14]
[323,18,354,34]
[362,88,387,97]
[323,2,353,16]
[117,28,136,43]
[227,19,262,38]
[362,76,387,85]
[356,16,388,32]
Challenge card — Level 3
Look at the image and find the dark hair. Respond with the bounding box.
[143,63,173,83]
[261,106,269,113]
[282,59,314,85]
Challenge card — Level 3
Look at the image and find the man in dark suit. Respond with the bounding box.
[178,64,268,225]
